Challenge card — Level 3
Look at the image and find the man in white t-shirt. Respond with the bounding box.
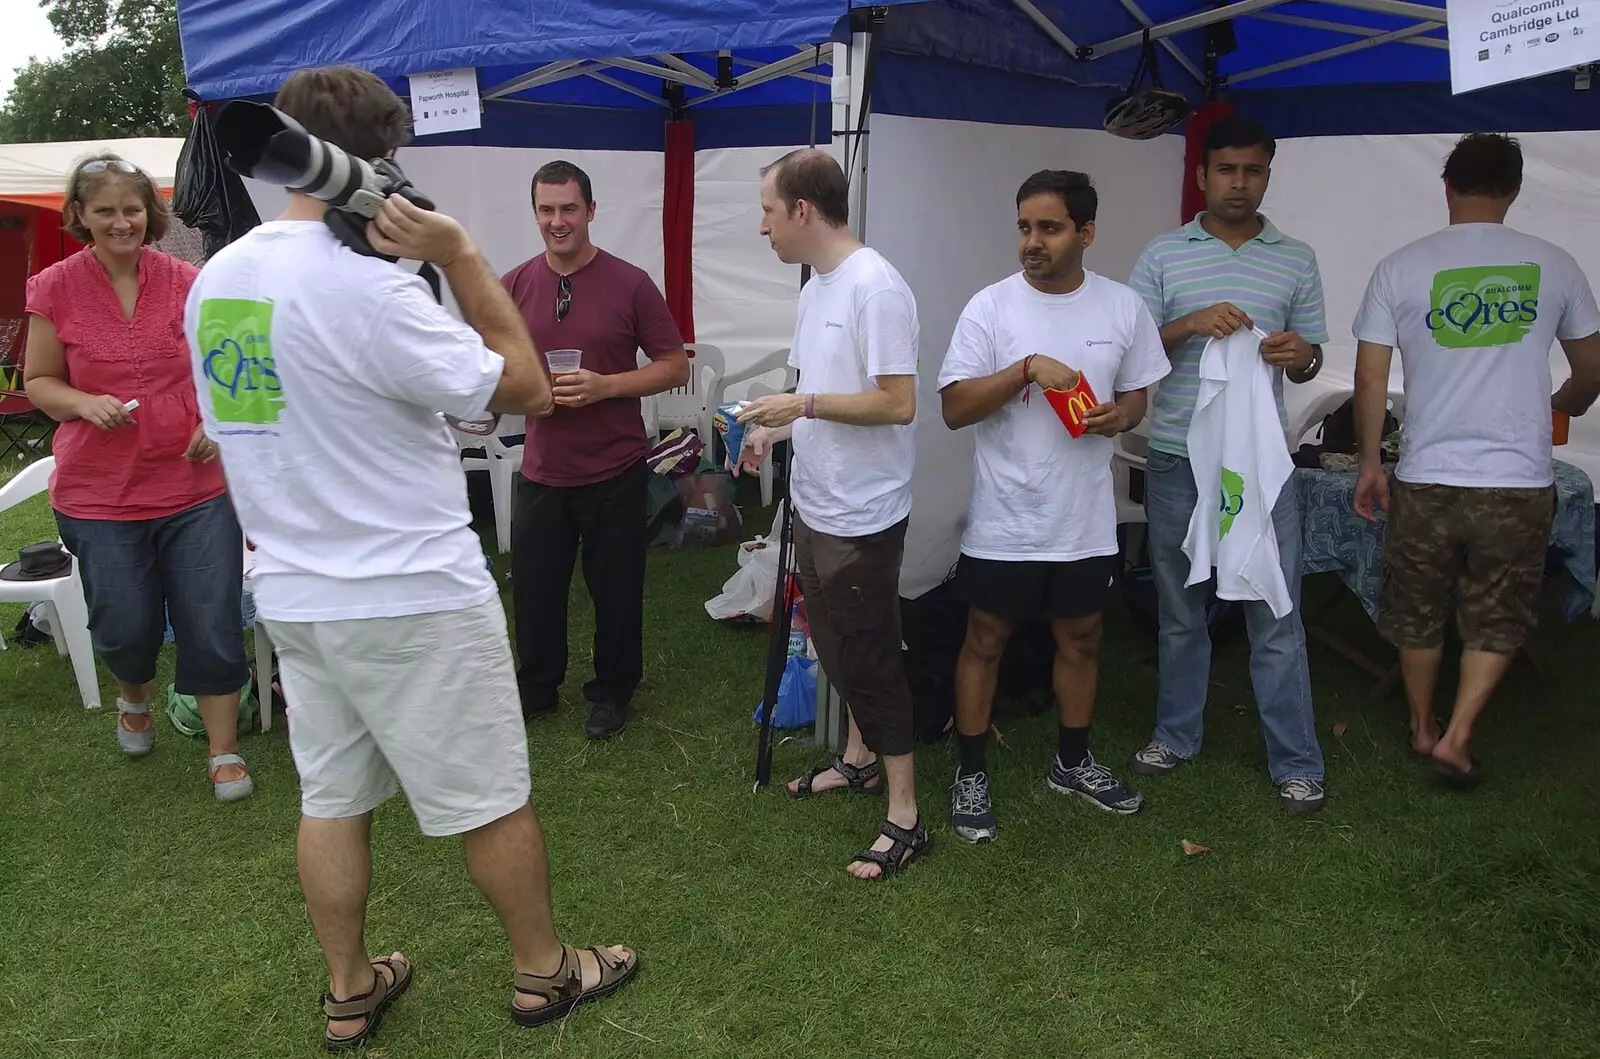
[185,68,637,1048]
[735,148,928,881]
[1352,132,1600,788]
[937,170,1170,844]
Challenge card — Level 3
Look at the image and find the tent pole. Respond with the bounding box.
[1229,21,1442,83]
[1087,0,1285,58]
[753,45,828,788]
[833,16,882,243]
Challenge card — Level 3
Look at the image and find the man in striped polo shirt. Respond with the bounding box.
[1125,116,1328,813]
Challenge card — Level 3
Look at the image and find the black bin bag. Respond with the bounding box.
[173,90,262,260]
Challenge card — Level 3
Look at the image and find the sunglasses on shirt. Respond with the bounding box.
[79,159,142,176]
[556,274,573,322]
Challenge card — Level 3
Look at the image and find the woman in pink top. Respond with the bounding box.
[24,154,252,802]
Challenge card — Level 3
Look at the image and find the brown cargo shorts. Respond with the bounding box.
[1378,480,1556,655]
[793,513,915,758]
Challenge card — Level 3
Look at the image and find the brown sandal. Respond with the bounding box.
[511,944,639,1027]
[322,953,414,1052]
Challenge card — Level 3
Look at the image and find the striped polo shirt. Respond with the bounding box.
[1127,214,1329,458]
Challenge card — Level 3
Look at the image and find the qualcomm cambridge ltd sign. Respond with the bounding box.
[1449,0,1597,93]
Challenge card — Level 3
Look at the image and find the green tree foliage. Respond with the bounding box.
[0,0,185,143]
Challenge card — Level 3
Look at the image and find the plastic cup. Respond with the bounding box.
[545,349,582,375]
[1553,409,1569,446]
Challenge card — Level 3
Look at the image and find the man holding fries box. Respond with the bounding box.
[936,169,1169,844]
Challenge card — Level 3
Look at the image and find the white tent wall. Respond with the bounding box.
[1267,131,1600,485]
[864,115,1187,598]
[692,146,807,392]
[235,120,1600,535]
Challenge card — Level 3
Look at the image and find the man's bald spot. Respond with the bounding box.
[761,147,850,228]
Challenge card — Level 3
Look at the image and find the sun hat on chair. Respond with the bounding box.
[0,542,72,581]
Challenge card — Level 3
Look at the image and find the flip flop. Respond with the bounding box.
[1408,715,1445,759]
[1426,754,1482,790]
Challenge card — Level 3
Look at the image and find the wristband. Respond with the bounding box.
[805,393,816,419]
[1021,355,1035,405]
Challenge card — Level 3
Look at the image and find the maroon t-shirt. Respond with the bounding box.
[502,249,684,486]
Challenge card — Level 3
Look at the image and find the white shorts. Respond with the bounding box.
[264,598,531,838]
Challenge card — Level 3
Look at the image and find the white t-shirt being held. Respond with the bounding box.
[184,220,504,622]
[1353,223,1600,489]
[938,270,1170,562]
[787,246,919,538]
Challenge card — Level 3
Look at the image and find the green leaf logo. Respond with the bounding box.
[197,298,285,425]
[1218,467,1244,540]
[1426,264,1541,348]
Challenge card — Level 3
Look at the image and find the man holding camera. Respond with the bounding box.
[737,148,928,881]
[185,67,636,1049]
[502,160,689,740]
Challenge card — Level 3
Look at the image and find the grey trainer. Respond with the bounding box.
[1279,777,1325,814]
[1128,741,1185,777]
[1048,753,1144,814]
[950,769,996,844]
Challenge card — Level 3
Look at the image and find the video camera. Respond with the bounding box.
[212,100,435,264]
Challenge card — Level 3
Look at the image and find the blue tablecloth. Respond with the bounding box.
[1297,461,1597,623]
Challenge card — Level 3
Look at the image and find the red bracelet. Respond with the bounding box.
[1021,355,1035,404]
[804,393,815,419]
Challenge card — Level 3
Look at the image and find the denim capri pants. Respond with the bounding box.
[55,493,249,696]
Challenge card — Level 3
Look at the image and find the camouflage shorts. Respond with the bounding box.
[1378,480,1555,655]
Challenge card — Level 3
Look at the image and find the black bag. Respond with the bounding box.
[173,92,262,260]
[899,579,967,743]
[1294,396,1398,468]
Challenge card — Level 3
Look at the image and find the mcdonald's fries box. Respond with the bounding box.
[1043,375,1099,438]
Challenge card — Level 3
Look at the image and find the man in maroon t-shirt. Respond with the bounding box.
[502,161,688,739]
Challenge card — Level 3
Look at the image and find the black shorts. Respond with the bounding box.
[958,554,1118,623]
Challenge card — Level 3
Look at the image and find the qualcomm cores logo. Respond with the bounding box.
[1425,264,1541,348]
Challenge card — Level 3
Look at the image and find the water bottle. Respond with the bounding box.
[786,602,806,657]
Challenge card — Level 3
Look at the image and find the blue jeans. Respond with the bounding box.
[1143,450,1323,783]
[55,494,248,696]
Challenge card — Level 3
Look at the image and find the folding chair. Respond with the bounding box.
[0,327,55,464]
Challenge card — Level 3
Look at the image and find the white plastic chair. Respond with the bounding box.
[0,457,101,709]
[711,348,797,507]
[451,415,524,554]
[646,343,725,447]
[711,347,798,408]
[1111,431,1149,564]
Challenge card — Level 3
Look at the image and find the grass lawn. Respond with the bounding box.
[1,471,1598,1058]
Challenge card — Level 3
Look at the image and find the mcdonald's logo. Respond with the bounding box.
[1044,375,1099,438]
[1062,391,1094,424]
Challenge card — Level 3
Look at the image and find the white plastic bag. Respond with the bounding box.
[705,503,786,622]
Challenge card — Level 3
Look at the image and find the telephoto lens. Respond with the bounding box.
[213,100,385,215]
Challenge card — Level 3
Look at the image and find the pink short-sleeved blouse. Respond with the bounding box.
[24,248,225,521]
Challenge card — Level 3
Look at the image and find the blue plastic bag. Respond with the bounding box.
[753,654,816,730]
